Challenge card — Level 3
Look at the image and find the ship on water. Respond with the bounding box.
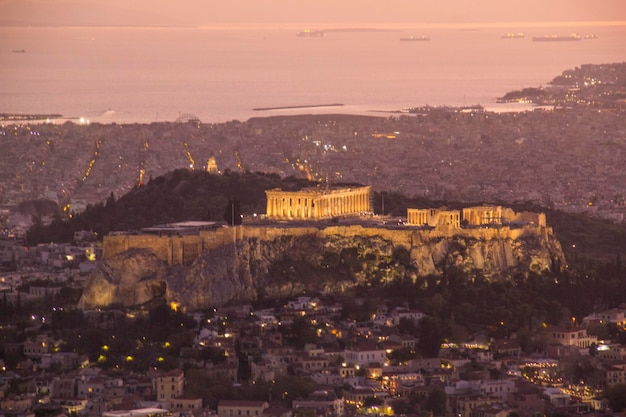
[400,35,430,41]
[501,32,525,39]
[297,29,324,37]
[532,33,581,42]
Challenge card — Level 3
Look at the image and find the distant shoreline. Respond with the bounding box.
[252,103,344,111]
[0,113,67,122]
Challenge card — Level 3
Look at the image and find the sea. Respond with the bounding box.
[1,23,625,124]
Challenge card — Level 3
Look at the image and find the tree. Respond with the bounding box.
[426,388,447,416]
[284,316,317,349]
[417,317,442,358]
[389,398,409,415]
[605,383,626,411]
[363,396,384,407]
[388,347,417,365]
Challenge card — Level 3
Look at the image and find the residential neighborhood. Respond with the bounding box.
[3,261,626,417]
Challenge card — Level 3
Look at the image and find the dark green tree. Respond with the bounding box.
[363,396,384,407]
[426,388,447,416]
[417,317,442,358]
[283,315,317,349]
[605,383,626,411]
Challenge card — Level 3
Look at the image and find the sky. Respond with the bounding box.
[1,0,626,28]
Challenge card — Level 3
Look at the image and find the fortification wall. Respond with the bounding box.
[103,223,543,266]
[103,234,195,265]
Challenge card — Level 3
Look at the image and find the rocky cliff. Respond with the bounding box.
[79,225,565,311]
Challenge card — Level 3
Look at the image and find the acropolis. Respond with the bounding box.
[102,185,552,270]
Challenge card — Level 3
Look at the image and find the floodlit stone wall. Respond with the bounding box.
[103,222,548,267]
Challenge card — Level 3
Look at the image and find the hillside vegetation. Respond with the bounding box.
[27,169,316,244]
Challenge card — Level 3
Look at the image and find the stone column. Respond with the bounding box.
[361,191,366,212]
[272,195,276,218]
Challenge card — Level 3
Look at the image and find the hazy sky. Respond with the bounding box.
[1,0,626,28]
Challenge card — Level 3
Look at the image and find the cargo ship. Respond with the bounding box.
[501,32,525,39]
[400,35,430,41]
[297,29,324,37]
[532,34,581,42]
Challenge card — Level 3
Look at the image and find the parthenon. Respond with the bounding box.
[265,186,371,220]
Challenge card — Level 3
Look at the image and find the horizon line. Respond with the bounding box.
[1,20,626,30]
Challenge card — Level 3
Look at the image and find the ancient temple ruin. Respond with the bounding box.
[265,186,371,220]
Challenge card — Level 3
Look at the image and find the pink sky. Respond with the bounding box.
[1,0,625,27]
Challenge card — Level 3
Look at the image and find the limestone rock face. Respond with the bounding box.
[78,248,170,309]
[80,227,565,311]
[170,234,397,310]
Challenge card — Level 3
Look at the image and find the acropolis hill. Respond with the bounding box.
[81,188,564,310]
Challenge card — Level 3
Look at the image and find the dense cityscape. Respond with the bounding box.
[1,62,626,417]
[1,64,626,229]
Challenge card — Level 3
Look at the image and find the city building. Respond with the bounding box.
[343,343,387,367]
[217,400,269,417]
[102,408,172,417]
[543,326,597,349]
[154,369,184,401]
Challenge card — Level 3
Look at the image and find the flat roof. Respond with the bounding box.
[141,221,221,234]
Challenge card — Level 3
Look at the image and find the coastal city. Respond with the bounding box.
[1,63,626,236]
[1,62,626,417]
